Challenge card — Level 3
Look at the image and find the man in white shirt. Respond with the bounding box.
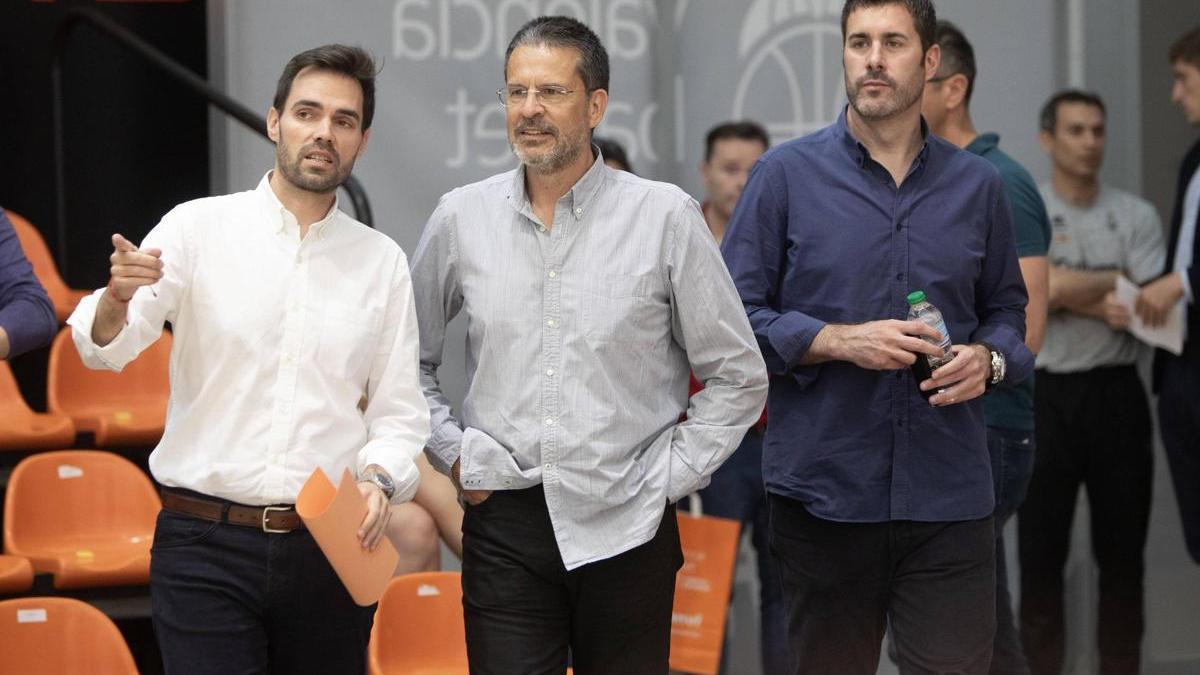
[67,45,430,675]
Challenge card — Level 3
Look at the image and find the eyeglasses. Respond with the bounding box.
[497,85,581,108]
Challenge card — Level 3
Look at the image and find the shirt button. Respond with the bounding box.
[546,319,556,327]
[544,418,556,426]
[548,270,557,279]
[896,222,904,231]
[538,225,546,232]
[574,207,582,215]
[544,462,553,470]
[896,273,903,280]
[546,368,555,376]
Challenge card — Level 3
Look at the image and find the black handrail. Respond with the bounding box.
[51,7,375,271]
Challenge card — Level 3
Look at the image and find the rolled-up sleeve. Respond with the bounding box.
[0,209,56,359]
[67,210,188,371]
[722,158,825,388]
[971,177,1034,385]
[667,196,768,502]
[409,195,466,476]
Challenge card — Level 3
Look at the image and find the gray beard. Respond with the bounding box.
[514,135,586,176]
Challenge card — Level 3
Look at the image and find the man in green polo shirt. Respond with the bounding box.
[922,20,1050,675]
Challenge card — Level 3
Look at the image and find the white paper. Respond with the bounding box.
[1114,276,1184,355]
[17,609,47,624]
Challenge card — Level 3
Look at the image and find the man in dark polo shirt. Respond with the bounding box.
[722,1,1033,672]
[921,20,1050,675]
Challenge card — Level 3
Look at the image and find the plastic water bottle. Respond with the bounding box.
[907,291,953,396]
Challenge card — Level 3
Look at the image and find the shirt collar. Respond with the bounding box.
[508,145,609,224]
[835,105,932,170]
[966,132,1001,155]
[257,171,341,238]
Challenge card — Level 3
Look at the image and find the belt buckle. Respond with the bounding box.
[261,506,291,534]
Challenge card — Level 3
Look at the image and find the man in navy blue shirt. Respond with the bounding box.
[722,1,1033,672]
[0,208,55,360]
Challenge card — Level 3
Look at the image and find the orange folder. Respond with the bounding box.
[296,467,400,606]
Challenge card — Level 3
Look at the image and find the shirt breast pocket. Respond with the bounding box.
[580,273,658,346]
[319,306,381,381]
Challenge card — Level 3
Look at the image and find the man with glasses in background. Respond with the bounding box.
[410,15,767,674]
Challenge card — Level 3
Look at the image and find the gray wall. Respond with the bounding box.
[208,0,1060,237]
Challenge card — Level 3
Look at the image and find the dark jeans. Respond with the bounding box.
[1158,357,1200,564]
[461,485,683,675]
[150,506,374,675]
[698,428,788,675]
[768,492,995,675]
[988,426,1036,675]
[1019,366,1152,675]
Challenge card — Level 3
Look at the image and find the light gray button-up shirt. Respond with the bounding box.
[411,153,767,569]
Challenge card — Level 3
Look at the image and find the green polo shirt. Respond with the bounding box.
[968,133,1051,431]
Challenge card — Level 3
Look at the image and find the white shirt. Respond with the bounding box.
[68,174,430,505]
[1175,161,1199,304]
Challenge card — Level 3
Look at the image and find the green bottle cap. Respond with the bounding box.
[906,290,926,305]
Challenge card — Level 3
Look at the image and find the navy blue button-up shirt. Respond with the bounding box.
[722,110,1033,523]
[0,208,55,359]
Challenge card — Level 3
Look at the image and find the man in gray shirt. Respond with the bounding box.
[1018,90,1164,675]
[410,16,767,674]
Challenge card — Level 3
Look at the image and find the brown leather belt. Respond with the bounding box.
[161,489,305,533]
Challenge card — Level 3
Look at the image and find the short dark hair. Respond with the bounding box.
[1039,90,1106,134]
[933,20,976,104]
[841,0,938,54]
[594,137,633,173]
[273,44,379,130]
[704,121,771,162]
[505,16,609,93]
[1169,26,1200,69]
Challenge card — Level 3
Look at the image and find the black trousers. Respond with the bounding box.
[768,492,996,675]
[461,485,683,675]
[1019,366,1152,675]
[150,506,374,675]
[1159,354,1200,564]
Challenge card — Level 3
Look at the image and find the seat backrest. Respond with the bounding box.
[670,513,742,675]
[0,597,138,674]
[4,450,161,554]
[47,327,172,414]
[6,210,71,296]
[369,571,468,673]
[0,361,31,412]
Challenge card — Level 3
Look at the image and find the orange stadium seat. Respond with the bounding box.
[0,360,75,451]
[369,571,469,675]
[47,327,170,448]
[0,555,34,596]
[670,508,742,675]
[4,450,160,590]
[6,210,90,323]
[369,572,575,675]
[0,597,138,674]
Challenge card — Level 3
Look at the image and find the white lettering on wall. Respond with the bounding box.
[395,0,650,62]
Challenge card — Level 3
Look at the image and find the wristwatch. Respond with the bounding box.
[361,468,395,501]
[977,342,1006,389]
